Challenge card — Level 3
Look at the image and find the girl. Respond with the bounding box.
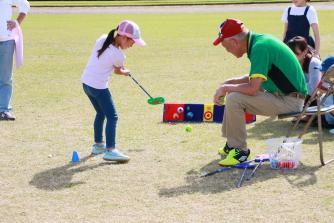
[287,36,321,102]
[81,20,146,162]
[282,0,320,56]
[287,37,334,127]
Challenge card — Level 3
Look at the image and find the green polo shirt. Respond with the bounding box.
[247,32,308,95]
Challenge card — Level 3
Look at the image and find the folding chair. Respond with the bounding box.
[278,64,334,166]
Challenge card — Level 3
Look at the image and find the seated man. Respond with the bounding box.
[212,18,308,166]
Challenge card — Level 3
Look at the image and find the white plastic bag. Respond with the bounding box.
[266,137,302,169]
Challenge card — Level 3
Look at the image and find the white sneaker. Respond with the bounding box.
[91,144,106,155]
[103,149,130,162]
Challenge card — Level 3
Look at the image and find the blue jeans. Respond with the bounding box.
[83,83,118,148]
[0,40,15,112]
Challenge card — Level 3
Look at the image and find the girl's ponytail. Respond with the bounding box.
[97,27,118,58]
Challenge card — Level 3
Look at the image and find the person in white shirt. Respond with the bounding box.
[287,36,322,123]
[316,56,334,128]
[287,36,321,102]
[282,0,320,56]
[0,0,30,121]
[81,20,146,162]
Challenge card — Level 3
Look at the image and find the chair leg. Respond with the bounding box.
[317,99,334,165]
[317,105,325,165]
[298,113,317,138]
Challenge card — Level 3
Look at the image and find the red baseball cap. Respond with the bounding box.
[213,18,244,46]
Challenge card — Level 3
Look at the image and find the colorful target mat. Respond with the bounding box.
[163,103,256,123]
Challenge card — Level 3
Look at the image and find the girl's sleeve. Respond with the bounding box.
[308,58,322,94]
[113,52,126,68]
[307,6,318,24]
[281,7,288,22]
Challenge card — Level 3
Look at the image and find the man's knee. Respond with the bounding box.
[226,92,244,107]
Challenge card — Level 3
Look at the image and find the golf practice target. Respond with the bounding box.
[177,107,184,113]
[204,111,213,120]
[203,104,214,122]
[186,112,194,119]
[163,103,256,123]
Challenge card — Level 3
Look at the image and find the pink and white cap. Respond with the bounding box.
[117,20,146,46]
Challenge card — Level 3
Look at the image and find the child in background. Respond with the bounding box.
[318,56,334,129]
[287,36,321,103]
[81,20,146,162]
[282,0,320,56]
[287,36,321,123]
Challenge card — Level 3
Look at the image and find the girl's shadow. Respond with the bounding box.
[29,154,122,190]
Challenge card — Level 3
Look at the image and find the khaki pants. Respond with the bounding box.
[222,91,304,150]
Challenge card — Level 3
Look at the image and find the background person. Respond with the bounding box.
[213,18,308,166]
[316,56,334,129]
[282,0,320,56]
[81,20,146,162]
[0,0,30,121]
[287,36,322,105]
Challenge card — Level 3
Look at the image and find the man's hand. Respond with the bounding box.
[213,77,264,105]
[7,20,16,31]
[214,85,229,105]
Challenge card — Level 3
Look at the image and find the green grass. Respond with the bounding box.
[1,10,334,222]
[29,0,326,7]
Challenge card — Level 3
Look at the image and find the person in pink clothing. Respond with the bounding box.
[0,0,30,121]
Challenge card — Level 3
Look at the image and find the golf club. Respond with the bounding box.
[128,73,165,105]
[200,161,255,177]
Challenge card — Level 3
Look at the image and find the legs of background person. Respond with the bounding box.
[0,40,15,113]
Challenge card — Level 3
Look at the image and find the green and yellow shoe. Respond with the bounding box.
[218,143,234,156]
[219,148,250,166]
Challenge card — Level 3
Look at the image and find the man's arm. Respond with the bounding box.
[214,77,264,104]
[222,74,250,85]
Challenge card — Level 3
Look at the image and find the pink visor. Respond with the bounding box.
[117,20,146,46]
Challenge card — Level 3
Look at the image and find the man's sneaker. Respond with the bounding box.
[0,111,15,121]
[218,143,234,156]
[103,149,130,162]
[219,148,250,166]
[91,144,106,155]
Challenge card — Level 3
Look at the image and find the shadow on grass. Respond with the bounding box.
[248,117,334,163]
[159,117,332,197]
[159,159,321,197]
[30,154,124,191]
[248,117,334,145]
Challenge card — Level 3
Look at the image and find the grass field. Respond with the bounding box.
[29,0,327,7]
[1,9,334,222]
